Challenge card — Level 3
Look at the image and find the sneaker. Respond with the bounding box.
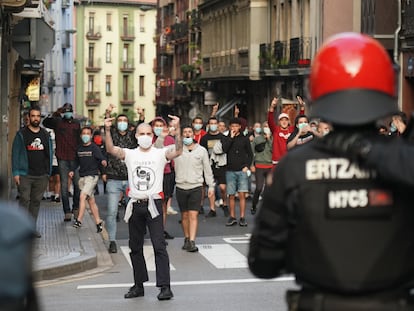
[164,230,174,240]
[205,210,217,218]
[50,195,55,201]
[251,206,257,215]
[199,206,205,214]
[96,221,103,233]
[64,213,72,222]
[222,205,229,217]
[73,219,82,228]
[182,237,190,250]
[225,217,237,226]
[54,195,60,203]
[157,285,173,300]
[239,217,248,227]
[109,241,117,253]
[186,240,199,252]
[124,284,144,299]
[167,206,178,215]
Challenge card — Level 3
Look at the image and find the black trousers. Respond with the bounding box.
[128,199,170,287]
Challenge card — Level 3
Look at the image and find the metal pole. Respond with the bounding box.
[394,0,402,66]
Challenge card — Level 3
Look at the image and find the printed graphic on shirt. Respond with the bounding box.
[27,138,45,151]
[133,166,155,191]
[306,158,375,180]
[278,132,291,140]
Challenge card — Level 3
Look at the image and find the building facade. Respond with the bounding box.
[74,0,157,125]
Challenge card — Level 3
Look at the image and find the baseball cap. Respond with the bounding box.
[278,113,289,120]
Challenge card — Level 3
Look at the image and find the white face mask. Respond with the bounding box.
[136,135,152,149]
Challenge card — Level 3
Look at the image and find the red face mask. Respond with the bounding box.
[93,135,102,145]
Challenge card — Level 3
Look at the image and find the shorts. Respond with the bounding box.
[226,170,249,195]
[163,171,176,199]
[51,165,59,176]
[79,175,99,198]
[212,166,227,185]
[176,187,202,212]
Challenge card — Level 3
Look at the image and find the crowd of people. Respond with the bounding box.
[11,82,408,302]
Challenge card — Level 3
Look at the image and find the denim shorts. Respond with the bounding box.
[226,171,249,195]
[79,175,99,197]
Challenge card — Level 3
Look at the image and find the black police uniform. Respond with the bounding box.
[248,137,414,310]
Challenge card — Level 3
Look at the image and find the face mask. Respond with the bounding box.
[183,137,194,146]
[193,124,202,131]
[117,121,128,132]
[255,127,262,134]
[298,123,308,130]
[209,124,218,132]
[243,129,248,136]
[93,135,102,145]
[323,129,330,136]
[263,127,271,135]
[81,135,91,144]
[137,135,152,149]
[390,123,397,133]
[63,112,73,119]
[153,127,163,137]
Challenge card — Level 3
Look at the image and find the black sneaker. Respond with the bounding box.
[225,217,237,226]
[239,217,248,227]
[199,206,205,214]
[124,284,144,299]
[205,210,217,218]
[182,237,190,250]
[187,240,199,252]
[109,241,117,253]
[54,196,60,203]
[96,221,103,233]
[73,219,82,228]
[164,230,174,240]
[251,206,257,215]
[157,285,173,300]
[222,205,229,217]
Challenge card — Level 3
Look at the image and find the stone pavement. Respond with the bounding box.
[32,199,113,281]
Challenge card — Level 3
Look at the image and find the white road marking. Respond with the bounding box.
[198,244,247,269]
[120,245,176,271]
[77,276,295,289]
[222,234,251,244]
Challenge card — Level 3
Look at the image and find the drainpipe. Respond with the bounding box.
[394,0,402,66]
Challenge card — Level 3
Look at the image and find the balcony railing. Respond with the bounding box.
[86,58,102,72]
[86,26,102,40]
[120,60,135,72]
[120,27,135,41]
[85,91,101,106]
[120,90,135,105]
[170,22,188,42]
[259,37,312,71]
[62,72,71,88]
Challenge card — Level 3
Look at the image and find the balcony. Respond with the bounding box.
[46,70,55,87]
[120,60,135,72]
[85,58,102,72]
[259,37,312,71]
[62,72,71,88]
[85,91,101,106]
[120,27,135,41]
[120,90,135,105]
[86,27,102,40]
[170,22,188,42]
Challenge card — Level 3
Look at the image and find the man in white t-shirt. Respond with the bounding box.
[104,116,182,301]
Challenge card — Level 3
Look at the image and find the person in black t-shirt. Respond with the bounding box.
[12,106,53,238]
[69,127,107,232]
[286,114,315,150]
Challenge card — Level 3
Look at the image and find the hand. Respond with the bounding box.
[207,189,215,199]
[234,105,240,117]
[300,124,311,135]
[101,174,107,182]
[68,171,74,179]
[106,104,114,114]
[213,102,219,112]
[136,107,145,115]
[297,95,305,106]
[101,160,107,167]
[168,115,180,128]
[270,97,277,109]
[14,176,20,186]
[250,165,256,174]
[104,117,115,129]
[242,166,248,173]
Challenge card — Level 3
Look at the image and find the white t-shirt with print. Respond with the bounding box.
[123,146,168,199]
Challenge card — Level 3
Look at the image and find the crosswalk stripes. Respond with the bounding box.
[120,245,176,271]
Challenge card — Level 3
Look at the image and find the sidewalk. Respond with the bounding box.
[32,199,113,281]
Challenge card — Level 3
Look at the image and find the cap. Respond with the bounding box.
[151,116,167,126]
[278,113,289,120]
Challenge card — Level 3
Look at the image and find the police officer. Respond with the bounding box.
[248,32,414,310]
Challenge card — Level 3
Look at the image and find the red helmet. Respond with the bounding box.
[309,32,398,125]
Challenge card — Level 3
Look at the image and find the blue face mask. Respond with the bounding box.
[390,123,397,133]
[153,127,163,137]
[298,122,308,130]
[209,124,218,132]
[255,127,262,134]
[183,137,194,146]
[193,124,202,131]
[117,121,128,132]
[63,112,73,119]
[81,135,91,144]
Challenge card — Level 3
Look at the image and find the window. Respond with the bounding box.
[123,44,129,63]
[123,15,128,36]
[105,75,111,95]
[106,13,112,31]
[139,76,145,96]
[123,75,129,99]
[139,14,145,32]
[88,75,94,92]
[106,43,112,63]
[88,109,94,121]
[139,44,145,64]
[88,44,94,67]
[88,13,95,33]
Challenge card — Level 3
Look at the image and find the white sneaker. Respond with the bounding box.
[167,206,178,215]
